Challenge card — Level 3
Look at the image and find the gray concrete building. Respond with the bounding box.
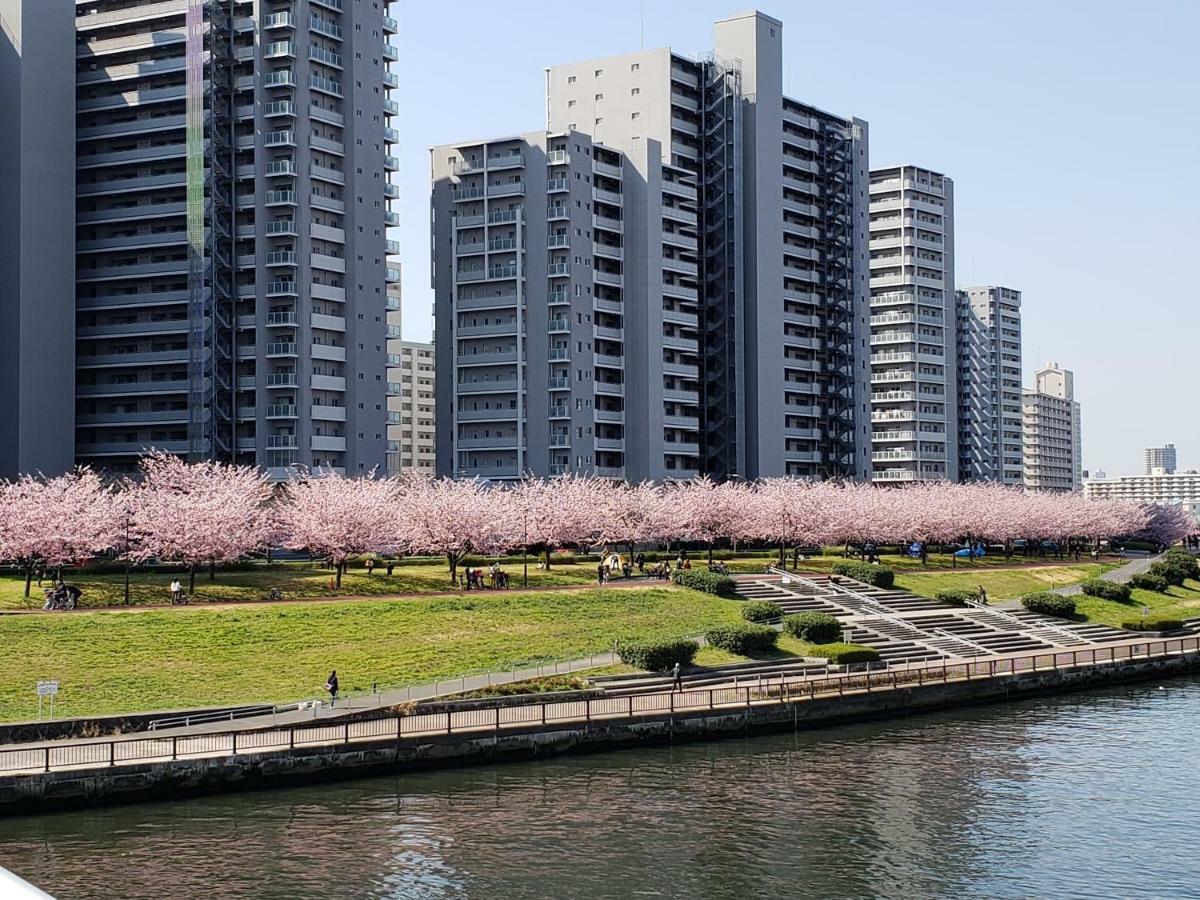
[432,131,634,480]
[956,285,1022,483]
[1023,361,1082,492]
[72,0,396,477]
[0,0,76,478]
[432,11,871,483]
[868,165,957,483]
[1144,443,1177,475]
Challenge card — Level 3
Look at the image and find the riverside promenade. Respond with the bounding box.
[1,631,1198,814]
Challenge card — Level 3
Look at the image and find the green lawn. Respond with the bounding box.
[1072,579,1200,628]
[896,563,1116,601]
[693,633,856,667]
[0,585,745,722]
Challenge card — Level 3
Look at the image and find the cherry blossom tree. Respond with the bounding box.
[667,477,755,565]
[394,474,513,584]
[0,468,121,598]
[506,475,606,570]
[128,452,276,592]
[276,469,399,589]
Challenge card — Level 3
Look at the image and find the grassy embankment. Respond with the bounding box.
[0,585,745,722]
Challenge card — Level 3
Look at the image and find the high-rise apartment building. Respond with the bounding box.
[956,286,1022,483]
[0,0,76,477]
[1022,362,1081,491]
[867,165,957,483]
[1144,443,1177,475]
[72,0,396,477]
[386,339,435,474]
[434,11,871,482]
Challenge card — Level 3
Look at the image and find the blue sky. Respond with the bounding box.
[396,1,1199,476]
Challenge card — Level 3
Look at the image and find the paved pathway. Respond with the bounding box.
[984,553,1160,609]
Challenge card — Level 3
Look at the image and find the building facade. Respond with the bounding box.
[386,339,434,474]
[72,0,396,477]
[1144,443,1177,475]
[1084,469,1200,505]
[867,165,957,483]
[1022,362,1081,491]
[956,286,1022,483]
[0,0,76,477]
[434,11,871,482]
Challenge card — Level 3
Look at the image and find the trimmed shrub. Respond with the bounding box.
[804,643,881,665]
[741,600,784,623]
[783,611,842,644]
[1160,551,1200,581]
[704,623,779,655]
[1149,559,1190,587]
[616,638,699,672]
[830,561,895,588]
[1129,573,1169,593]
[1021,592,1076,617]
[1120,617,1184,632]
[1080,579,1132,602]
[936,589,978,607]
[670,569,736,597]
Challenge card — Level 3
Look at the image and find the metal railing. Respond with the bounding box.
[4,638,1198,777]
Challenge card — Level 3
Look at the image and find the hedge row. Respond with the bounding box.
[1021,592,1076,617]
[1120,617,1184,632]
[830,562,895,588]
[616,639,699,672]
[1080,579,1131,602]
[936,589,978,607]
[1129,573,1169,593]
[783,612,842,644]
[740,600,784,623]
[670,570,737,597]
[1148,550,1199,587]
[803,643,880,665]
[704,623,779,655]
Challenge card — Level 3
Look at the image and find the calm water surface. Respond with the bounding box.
[2,678,1200,899]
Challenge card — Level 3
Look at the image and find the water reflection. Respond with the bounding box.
[2,680,1200,899]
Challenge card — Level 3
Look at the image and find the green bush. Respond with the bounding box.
[1160,550,1200,581]
[670,569,737,597]
[1149,559,1189,587]
[704,623,779,655]
[936,589,978,607]
[804,643,881,665]
[783,611,842,644]
[616,638,699,672]
[1120,617,1184,632]
[830,561,895,588]
[1021,592,1076,617]
[740,600,784,623]
[1080,579,1132,602]
[1129,573,1169,593]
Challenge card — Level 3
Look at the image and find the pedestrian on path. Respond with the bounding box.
[978,585,988,605]
[170,579,182,604]
[325,670,339,706]
[672,662,683,691]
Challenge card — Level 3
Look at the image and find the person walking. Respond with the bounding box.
[597,562,606,584]
[170,578,182,605]
[672,661,683,692]
[325,670,339,706]
[978,585,988,605]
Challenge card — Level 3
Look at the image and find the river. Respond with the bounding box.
[1,677,1199,899]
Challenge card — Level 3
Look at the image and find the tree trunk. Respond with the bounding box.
[188,565,196,594]
[336,561,344,589]
[448,554,458,586]
[708,543,714,566]
[209,560,216,581]
[545,547,552,570]
[23,566,32,599]
[779,543,786,566]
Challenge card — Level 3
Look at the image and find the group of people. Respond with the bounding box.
[41,580,81,611]
[461,563,510,590]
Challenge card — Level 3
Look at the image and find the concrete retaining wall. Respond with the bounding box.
[3,653,1197,815]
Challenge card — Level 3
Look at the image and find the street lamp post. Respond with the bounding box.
[123,506,132,606]
[523,507,529,588]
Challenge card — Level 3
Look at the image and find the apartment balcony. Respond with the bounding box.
[594,381,625,397]
[456,437,519,451]
[457,379,519,395]
[873,469,918,482]
[456,294,518,311]
[457,407,519,422]
[547,178,570,193]
[594,270,623,287]
[77,440,190,457]
[457,350,517,367]
[77,379,192,397]
[548,318,571,333]
[265,373,298,388]
[593,187,623,207]
[76,319,192,339]
[312,405,347,422]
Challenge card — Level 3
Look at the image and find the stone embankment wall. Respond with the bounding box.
[3,654,1196,814]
